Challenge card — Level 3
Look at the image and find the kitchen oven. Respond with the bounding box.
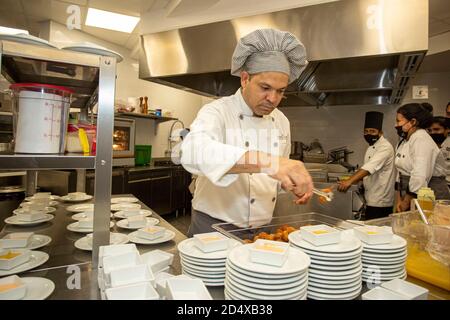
[113,117,135,167]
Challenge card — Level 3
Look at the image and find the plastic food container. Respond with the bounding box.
[135,145,152,166]
[9,83,73,154]
[193,232,228,253]
[249,239,290,267]
[300,224,341,246]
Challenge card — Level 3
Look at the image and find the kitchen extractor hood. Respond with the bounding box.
[139,0,428,107]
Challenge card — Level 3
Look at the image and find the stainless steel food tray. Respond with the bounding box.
[212,212,359,243]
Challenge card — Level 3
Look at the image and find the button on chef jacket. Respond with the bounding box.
[395,129,447,193]
[361,135,395,207]
[180,89,290,226]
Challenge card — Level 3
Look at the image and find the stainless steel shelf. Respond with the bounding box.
[0,153,95,169]
[115,112,178,122]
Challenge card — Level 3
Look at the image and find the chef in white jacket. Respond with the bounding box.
[395,103,450,212]
[337,111,395,219]
[180,29,313,236]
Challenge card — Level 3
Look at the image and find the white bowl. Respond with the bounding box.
[0,275,27,300]
[98,244,138,268]
[362,286,409,300]
[109,264,155,289]
[249,239,290,267]
[137,226,166,240]
[300,224,341,246]
[155,273,191,299]
[141,250,174,274]
[193,232,228,253]
[127,216,147,228]
[0,233,34,248]
[102,251,142,286]
[166,278,212,300]
[354,226,393,245]
[105,282,159,300]
[0,249,31,270]
[381,279,429,300]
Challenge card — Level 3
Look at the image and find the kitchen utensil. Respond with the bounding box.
[313,188,334,202]
[413,199,429,225]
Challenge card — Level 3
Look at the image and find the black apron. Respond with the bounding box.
[398,173,450,200]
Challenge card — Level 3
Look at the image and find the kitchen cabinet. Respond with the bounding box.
[86,169,125,196]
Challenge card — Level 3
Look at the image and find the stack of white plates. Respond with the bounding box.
[177,238,240,287]
[361,234,408,284]
[289,229,363,300]
[225,243,310,300]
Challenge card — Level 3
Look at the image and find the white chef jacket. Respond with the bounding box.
[180,89,290,225]
[440,136,450,184]
[395,129,447,194]
[361,135,395,207]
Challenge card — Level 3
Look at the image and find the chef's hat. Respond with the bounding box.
[231,28,308,84]
[364,111,384,130]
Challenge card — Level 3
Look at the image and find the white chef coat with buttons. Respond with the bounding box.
[180,89,290,226]
[440,136,450,184]
[361,135,395,207]
[395,129,447,194]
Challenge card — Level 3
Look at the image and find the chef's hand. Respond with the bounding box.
[396,198,411,212]
[337,180,352,192]
[267,157,313,205]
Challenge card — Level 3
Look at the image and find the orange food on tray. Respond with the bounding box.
[319,188,332,204]
[244,225,298,244]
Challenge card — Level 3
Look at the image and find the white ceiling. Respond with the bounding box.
[0,0,449,54]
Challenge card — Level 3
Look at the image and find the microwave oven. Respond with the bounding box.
[112,117,135,167]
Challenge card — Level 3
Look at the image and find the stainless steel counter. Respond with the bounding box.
[0,194,224,300]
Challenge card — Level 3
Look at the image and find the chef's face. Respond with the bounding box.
[428,123,447,135]
[396,113,415,131]
[240,71,289,116]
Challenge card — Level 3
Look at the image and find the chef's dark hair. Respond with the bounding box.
[430,116,448,129]
[397,103,433,129]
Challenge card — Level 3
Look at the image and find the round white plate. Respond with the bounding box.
[60,195,93,202]
[180,253,225,266]
[111,197,139,204]
[361,235,407,251]
[227,275,307,297]
[225,279,306,300]
[14,207,56,215]
[25,195,60,202]
[71,211,113,220]
[310,262,362,272]
[113,209,153,219]
[5,214,54,226]
[311,256,361,266]
[227,244,310,276]
[224,287,306,301]
[308,275,362,288]
[115,217,159,230]
[74,233,129,251]
[362,262,405,271]
[289,230,362,254]
[62,43,124,63]
[178,238,241,260]
[180,260,226,273]
[21,277,55,300]
[308,281,362,295]
[0,251,49,277]
[362,250,407,259]
[67,221,114,233]
[307,285,362,300]
[309,265,362,277]
[291,243,362,260]
[362,267,406,277]
[128,229,175,245]
[362,256,407,265]
[111,203,141,212]
[0,33,57,48]
[66,204,94,213]
[226,261,307,284]
[362,271,407,282]
[2,234,52,250]
[20,201,58,208]
[181,266,225,279]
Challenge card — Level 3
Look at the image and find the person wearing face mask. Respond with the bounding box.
[337,112,395,219]
[395,104,450,213]
[428,116,450,187]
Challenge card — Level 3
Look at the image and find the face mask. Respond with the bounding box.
[430,133,446,145]
[364,134,380,146]
[395,121,410,139]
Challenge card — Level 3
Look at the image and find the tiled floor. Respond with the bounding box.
[164,209,191,236]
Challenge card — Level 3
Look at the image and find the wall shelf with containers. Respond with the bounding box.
[114,112,179,135]
[0,39,115,267]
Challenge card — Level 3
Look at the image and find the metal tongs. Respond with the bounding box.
[312,188,335,202]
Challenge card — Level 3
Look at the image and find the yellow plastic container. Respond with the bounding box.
[417,187,435,211]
